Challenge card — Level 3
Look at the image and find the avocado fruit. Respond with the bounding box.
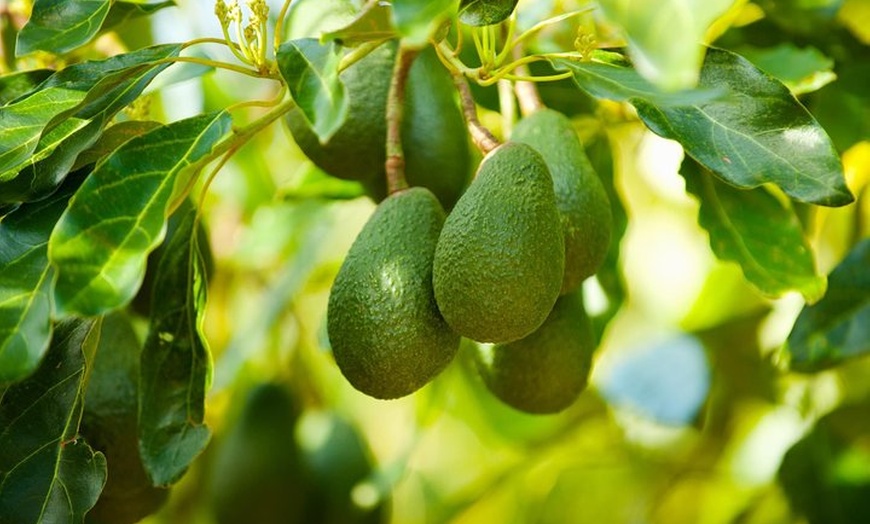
[327,187,460,399]
[432,142,565,344]
[459,0,520,26]
[475,291,595,414]
[81,313,169,524]
[285,42,470,209]
[512,109,612,294]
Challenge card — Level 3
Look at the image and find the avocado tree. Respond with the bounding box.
[0,0,868,522]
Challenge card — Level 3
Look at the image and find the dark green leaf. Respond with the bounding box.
[681,159,826,301]
[634,47,853,207]
[101,0,176,33]
[0,87,87,176]
[553,53,725,107]
[786,239,870,372]
[277,38,347,143]
[810,63,870,151]
[595,0,733,90]
[0,173,83,385]
[0,318,107,523]
[392,0,456,47]
[49,111,232,317]
[139,209,211,486]
[16,0,112,56]
[322,1,397,46]
[71,120,163,171]
[0,69,52,104]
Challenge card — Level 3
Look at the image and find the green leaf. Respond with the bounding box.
[71,120,163,171]
[0,69,52,104]
[681,159,826,302]
[810,63,870,151]
[101,0,176,33]
[786,239,870,372]
[392,0,457,47]
[321,1,397,46]
[16,0,112,56]
[0,318,107,523]
[139,209,211,486]
[596,0,734,90]
[0,44,181,197]
[0,173,83,385]
[634,47,853,207]
[0,87,87,176]
[49,111,232,317]
[737,43,836,95]
[553,52,725,107]
[277,38,348,143]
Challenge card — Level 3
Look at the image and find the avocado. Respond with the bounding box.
[459,0,520,26]
[432,142,564,343]
[81,313,169,524]
[475,291,595,414]
[327,187,460,399]
[285,43,470,209]
[512,109,612,294]
[209,383,306,524]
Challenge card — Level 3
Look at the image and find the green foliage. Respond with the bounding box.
[328,187,459,399]
[433,142,564,343]
[0,0,867,521]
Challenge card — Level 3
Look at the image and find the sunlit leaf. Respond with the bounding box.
[738,43,836,95]
[0,69,52,104]
[16,0,112,56]
[392,0,456,47]
[0,87,86,176]
[285,0,357,41]
[681,159,826,301]
[553,52,725,107]
[635,47,853,207]
[277,38,348,143]
[139,209,211,486]
[786,239,870,372]
[321,1,397,46]
[71,120,162,171]
[0,174,83,385]
[596,0,734,90]
[0,318,107,522]
[49,111,232,317]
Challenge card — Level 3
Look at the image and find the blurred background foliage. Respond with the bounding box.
[4,0,868,522]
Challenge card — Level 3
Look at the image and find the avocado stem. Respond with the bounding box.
[512,47,544,117]
[385,44,419,195]
[451,70,500,155]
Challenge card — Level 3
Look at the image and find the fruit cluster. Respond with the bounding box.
[287,36,612,414]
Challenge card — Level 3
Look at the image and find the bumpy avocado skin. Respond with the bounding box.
[476,291,595,414]
[433,142,565,344]
[286,43,470,209]
[512,109,613,294]
[459,0,520,26]
[327,187,460,399]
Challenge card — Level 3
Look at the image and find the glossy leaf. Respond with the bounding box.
[0,318,107,522]
[786,239,870,372]
[0,174,82,385]
[553,52,725,107]
[0,87,87,177]
[277,38,347,143]
[16,0,112,56]
[681,159,826,302]
[322,1,397,46]
[0,69,52,104]
[392,0,456,47]
[71,120,163,171]
[49,111,231,317]
[139,209,211,486]
[635,47,853,207]
[596,0,734,90]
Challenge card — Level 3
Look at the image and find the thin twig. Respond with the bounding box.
[451,71,500,155]
[512,47,544,117]
[385,45,419,194]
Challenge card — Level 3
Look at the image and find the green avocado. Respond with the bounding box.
[512,109,612,294]
[81,313,169,524]
[459,0,520,26]
[432,142,564,343]
[475,291,595,414]
[285,43,470,209]
[327,187,460,399]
